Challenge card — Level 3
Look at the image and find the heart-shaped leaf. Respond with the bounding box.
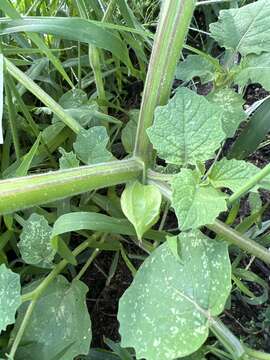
[120,181,162,240]
[118,231,231,360]
[171,169,227,230]
[147,88,225,166]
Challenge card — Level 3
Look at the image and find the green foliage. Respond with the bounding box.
[210,0,270,56]
[118,231,231,359]
[12,276,91,360]
[18,213,56,268]
[1,1,270,359]
[207,88,246,138]
[147,88,225,166]
[120,181,162,240]
[73,127,113,165]
[171,168,227,230]
[0,264,21,333]
[235,53,270,91]
[176,54,216,84]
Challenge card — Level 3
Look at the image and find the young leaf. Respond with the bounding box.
[147,88,225,166]
[209,158,258,192]
[210,0,270,56]
[18,213,56,268]
[207,88,246,138]
[59,148,80,169]
[171,169,227,230]
[176,55,216,84]
[0,264,21,333]
[235,53,270,91]
[12,276,92,360]
[73,126,113,165]
[120,181,162,240]
[118,231,231,360]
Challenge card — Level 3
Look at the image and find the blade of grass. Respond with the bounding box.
[4,57,82,134]
[0,0,74,87]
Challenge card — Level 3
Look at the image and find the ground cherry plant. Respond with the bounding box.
[0,0,270,359]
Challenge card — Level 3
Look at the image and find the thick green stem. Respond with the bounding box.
[0,158,143,214]
[8,299,37,359]
[134,0,195,165]
[208,220,270,265]
[210,318,245,359]
[148,179,270,264]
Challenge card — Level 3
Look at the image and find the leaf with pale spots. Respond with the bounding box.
[208,158,270,193]
[0,264,21,333]
[12,276,92,360]
[171,169,228,231]
[235,53,270,91]
[207,88,246,138]
[210,0,270,56]
[73,126,114,165]
[59,148,79,169]
[18,213,56,268]
[176,55,216,84]
[118,231,231,360]
[147,88,225,166]
[120,181,162,240]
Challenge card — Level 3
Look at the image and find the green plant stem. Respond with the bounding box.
[210,318,245,359]
[229,163,270,204]
[74,232,105,281]
[148,179,270,264]
[8,299,37,359]
[10,234,99,359]
[22,234,98,303]
[244,347,270,360]
[134,0,195,165]
[4,57,81,134]
[0,158,143,214]
[207,220,270,265]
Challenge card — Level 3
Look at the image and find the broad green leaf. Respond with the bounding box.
[59,89,88,108]
[235,53,270,91]
[210,0,270,56]
[147,88,225,166]
[0,264,21,333]
[121,110,139,154]
[120,181,162,240]
[18,213,56,268]
[73,126,113,165]
[171,169,227,230]
[59,148,79,169]
[0,17,132,68]
[118,231,231,360]
[209,158,258,192]
[0,54,3,144]
[13,276,91,360]
[51,212,166,242]
[176,55,216,84]
[207,88,246,138]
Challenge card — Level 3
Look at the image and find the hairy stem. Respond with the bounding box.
[134,0,195,165]
[0,158,143,214]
